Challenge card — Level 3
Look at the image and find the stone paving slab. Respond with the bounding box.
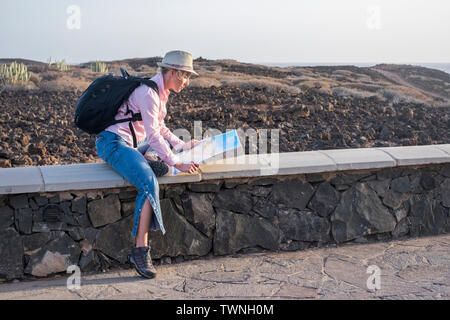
[39,163,128,192]
[319,148,396,170]
[159,173,202,184]
[377,145,450,166]
[1,234,449,300]
[124,171,202,186]
[434,144,450,156]
[264,151,337,176]
[199,154,272,180]
[0,166,43,194]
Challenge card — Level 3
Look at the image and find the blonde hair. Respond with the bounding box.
[157,66,170,75]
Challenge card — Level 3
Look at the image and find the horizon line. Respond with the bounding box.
[1,56,450,67]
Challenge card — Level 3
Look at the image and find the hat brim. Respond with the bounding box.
[157,62,199,76]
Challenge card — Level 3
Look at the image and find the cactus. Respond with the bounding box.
[0,61,31,85]
[55,59,69,72]
[91,61,108,73]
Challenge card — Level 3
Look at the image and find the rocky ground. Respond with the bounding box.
[1,233,449,300]
[0,57,449,168]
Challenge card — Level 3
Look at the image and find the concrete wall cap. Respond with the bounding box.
[377,144,450,166]
[0,146,449,194]
[0,166,44,194]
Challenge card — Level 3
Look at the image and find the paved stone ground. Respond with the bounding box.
[1,234,450,300]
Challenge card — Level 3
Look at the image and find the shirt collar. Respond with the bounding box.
[151,72,170,102]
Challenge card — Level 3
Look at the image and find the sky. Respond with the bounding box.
[0,0,449,65]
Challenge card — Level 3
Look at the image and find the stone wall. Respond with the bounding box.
[1,163,450,281]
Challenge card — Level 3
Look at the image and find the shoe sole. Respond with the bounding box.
[128,254,156,279]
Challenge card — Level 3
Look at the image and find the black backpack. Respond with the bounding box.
[74,68,159,147]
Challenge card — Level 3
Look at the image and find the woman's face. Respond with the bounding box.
[170,69,191,93]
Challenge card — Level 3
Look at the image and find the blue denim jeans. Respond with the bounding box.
[95,131,165,237]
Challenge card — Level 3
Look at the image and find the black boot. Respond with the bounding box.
[145,153,169,177]
[128,246,157,279]
[148,159,169,177]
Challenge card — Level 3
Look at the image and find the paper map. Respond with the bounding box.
[172,130,243,175]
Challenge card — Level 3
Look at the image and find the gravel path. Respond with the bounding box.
[1,234,449,300]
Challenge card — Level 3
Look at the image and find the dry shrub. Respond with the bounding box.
[40,71,60,81]
[0,74,5,93]
[378,88,428,104]
[317,87,333,95]
[222,78,301,94]
[107,64,135,75]
[293,76,336,93]
[309,80,333,95]
[189,77,222,88]
[136,65,156,73]
[331,69,354,76]
[39,75,91,91]
[292,76,319,85]
[296,81,316,90]
[392,85,430,101]
[315,81,332,89]
[3,82,38,90]
[409,74,436,82]
[196,65,222,74]
[301,68,315,75]
[332,86,382,99]
[345,83,384,93]
[216,59,240,66]
[29,72,42,86]
[355,74,373,83]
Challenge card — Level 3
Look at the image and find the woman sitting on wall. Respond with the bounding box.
[95,50,201,279]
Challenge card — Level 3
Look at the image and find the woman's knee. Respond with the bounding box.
[95,137,105,159]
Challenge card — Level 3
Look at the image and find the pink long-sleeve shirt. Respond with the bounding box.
[105,72,184,166]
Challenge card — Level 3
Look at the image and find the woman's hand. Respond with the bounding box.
[182,139,202,150]
[174,161,200,174]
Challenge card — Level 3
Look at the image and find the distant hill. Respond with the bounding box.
[371,64,450,101]
[1,57,449,106]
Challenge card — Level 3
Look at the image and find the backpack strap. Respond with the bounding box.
[129,122,138,148]
[121,78,159,148]
[124,104,139,148]
[120,67,130,79]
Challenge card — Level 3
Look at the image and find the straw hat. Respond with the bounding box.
[157,50,199,76]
